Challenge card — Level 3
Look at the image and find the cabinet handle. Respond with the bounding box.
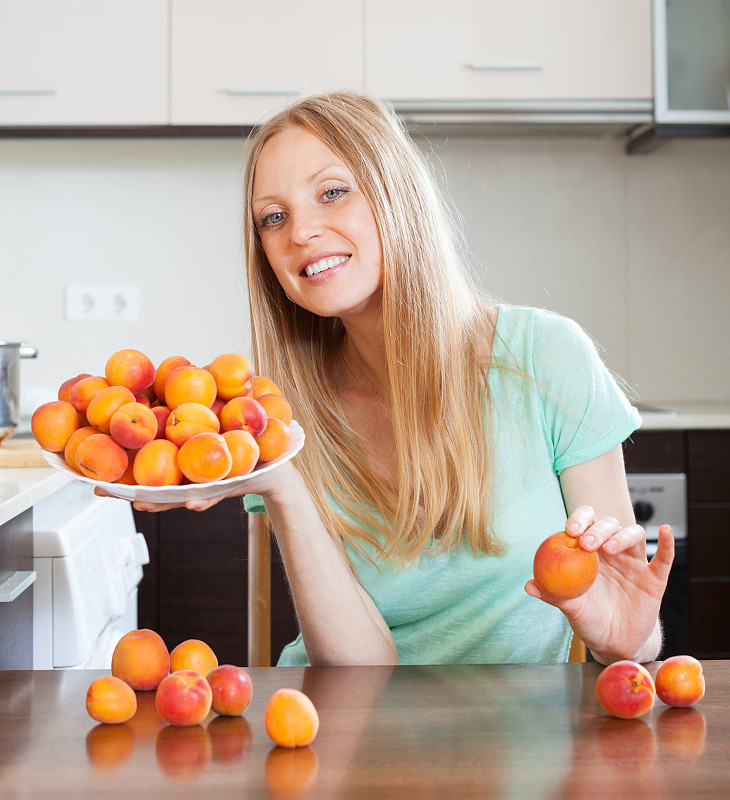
[467,62,544,71]
[223,88,301,97]
[0,88,57,96]
[0,571,36,603]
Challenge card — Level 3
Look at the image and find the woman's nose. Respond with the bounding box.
[289,206,323,244]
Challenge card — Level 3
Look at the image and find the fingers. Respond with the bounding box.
[648,524,675,583]
[565,505,597,536]
[566,507,645,555]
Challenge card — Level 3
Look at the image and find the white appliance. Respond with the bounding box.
[32,481,149,669]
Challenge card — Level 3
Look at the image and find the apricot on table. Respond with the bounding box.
[85,385,135,433]
[177,432,233,484]
[109,402,158,450]
[75,433,128,483]
[165,402,220,448]
[155,670,213,727]
[219,396,268,438]
[68,375,111,415]
[207,665,253,716]
[164,366,217,409]
[655,655,705,707]
[256,417,293,462]
[111,628,170,691]
[86,675,138,725]
[105,349,156,395]
[222,430,260,478]
[132,439,183,487]
[596,660,656,719]
[31,400,82,452]
[153,356,191,405]
[206,353,254,401]
[532,530,599,600]
[264,688,319,748]
[169,639,219,677]
[256,392,293,427]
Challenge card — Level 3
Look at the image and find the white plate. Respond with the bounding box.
[41,420,305,503]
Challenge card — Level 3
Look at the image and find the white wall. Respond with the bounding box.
[1,133,729,422]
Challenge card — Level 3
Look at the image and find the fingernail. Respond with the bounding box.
[582,534,596,548]
[566,521,580,533]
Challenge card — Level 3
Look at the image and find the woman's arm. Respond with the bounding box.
[525,445,675,664]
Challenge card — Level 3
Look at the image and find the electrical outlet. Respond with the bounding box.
[65,284,140,322]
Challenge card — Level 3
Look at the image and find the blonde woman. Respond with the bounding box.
[134,91,674,668]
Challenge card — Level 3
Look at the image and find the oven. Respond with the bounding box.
[627,472,689,658]
[31,481,149,669]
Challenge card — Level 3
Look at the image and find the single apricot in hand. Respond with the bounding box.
[532,530,599,600]
[596,660,656,719]
[170,639,219,676]
[655,655,705,707]
[86,675,138,725]
[111,628,170,691]
[265,688,319,748]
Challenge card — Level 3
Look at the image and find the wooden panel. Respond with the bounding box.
[690,578,730,652]
[623,430,686,473]
[689,506,730,578]
[687,430,730,503]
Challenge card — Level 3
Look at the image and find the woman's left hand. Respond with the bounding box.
[524,506,675,663]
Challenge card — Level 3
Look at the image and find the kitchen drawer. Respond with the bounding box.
[687,430,730,503]
[689,506,730,578]
[623,431,686,473]
[689,578,730,655]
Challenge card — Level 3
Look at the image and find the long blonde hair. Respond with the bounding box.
[243,91,503,565]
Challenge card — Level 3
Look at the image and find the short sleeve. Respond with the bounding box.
[243,493,266,514]
[530,311,641,474]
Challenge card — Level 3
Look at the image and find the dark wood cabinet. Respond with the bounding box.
[624,429,730,659]
[133,498,299,667]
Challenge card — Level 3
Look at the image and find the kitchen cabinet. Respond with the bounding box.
[365,0,652,102]
[134,498,299,667]
[0,509,34,669]
[0,0,168,126]
[170,0,363,125]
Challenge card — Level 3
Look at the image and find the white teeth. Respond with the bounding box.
[305,255,348,277]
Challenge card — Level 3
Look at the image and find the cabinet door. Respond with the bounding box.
[366,0,652,102]
[0,0,167,125]
[171,0,363,125]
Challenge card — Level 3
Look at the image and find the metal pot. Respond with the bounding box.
[0,342,39,442]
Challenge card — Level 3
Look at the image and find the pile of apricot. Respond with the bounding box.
[31,349,294,486]
[86,628,319,749]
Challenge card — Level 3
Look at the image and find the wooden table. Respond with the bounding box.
[1,661,728,799]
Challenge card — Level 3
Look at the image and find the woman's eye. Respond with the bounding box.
[258,211,286,229]
[322,187,349,202]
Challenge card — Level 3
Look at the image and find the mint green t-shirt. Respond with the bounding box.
[245,306,641,665]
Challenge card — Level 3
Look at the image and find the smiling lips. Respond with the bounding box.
[304,255,349,277]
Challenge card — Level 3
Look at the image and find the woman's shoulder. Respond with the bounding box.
[492,305,588,356]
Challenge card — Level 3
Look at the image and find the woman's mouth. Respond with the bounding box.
[304,255,349,277]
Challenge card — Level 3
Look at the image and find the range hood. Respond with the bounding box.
[392,99,654,140]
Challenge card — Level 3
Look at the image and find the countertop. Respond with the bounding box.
[1,662,728,799]
[0,467,72,527]
[638,402,730,430]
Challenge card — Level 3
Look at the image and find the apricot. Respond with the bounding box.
[115,450,137,485]
[596,660,656,719]
[206,353,254,401]
[257,417,293,462]
[85,385,135,433]
[257,392,293,426]
[58,372,92,402]
[222,430,260,478]
[219,396,268,438]
[177,432,233,484]
[164,366,217,409]
[169,639,219,677]
[132,439,183,487]
[111,628,170,691]
[165,402,220,448]
[31,400,82,452]
[655,655,705,707]
[75,433,128,482]
[105,349,156,395]
[109,402,158,450]
[63,425,98,472]
[252,375,282,398]
[151,405,172,439]
[532,530,599,600]
[134,393,151,407]
[68,375,111,415]
[86,675,138,725]
[207,665,253,716]
[153,356,192,405]
[264,688,319,748]
[155,670,213,727]
[207,715,252,763]
[155,724,212,777]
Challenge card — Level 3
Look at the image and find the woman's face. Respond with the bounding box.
[251,125,383,321]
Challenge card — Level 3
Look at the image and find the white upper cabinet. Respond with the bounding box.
[365,0,652,103]
[0,0,168,125]
[170,0,363,125]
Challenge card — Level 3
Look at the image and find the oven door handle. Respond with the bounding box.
[0,571,36,603]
